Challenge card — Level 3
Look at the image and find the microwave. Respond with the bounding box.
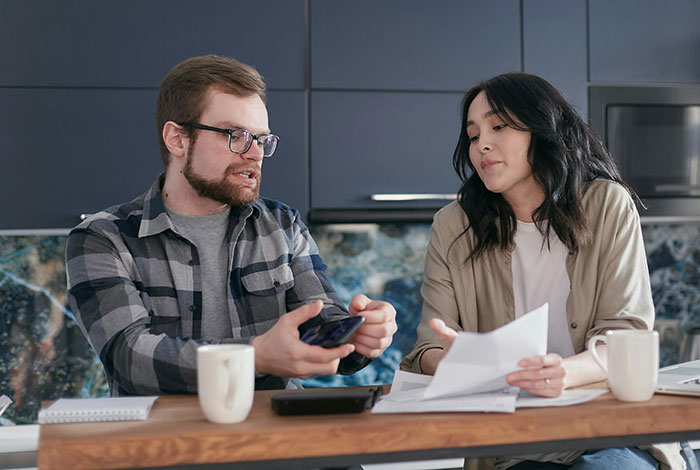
[590,84,700,221]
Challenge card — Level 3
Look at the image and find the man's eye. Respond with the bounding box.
[493,124,507,131]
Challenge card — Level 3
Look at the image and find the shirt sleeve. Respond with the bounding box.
[285,211,371,375]
[400,212,459,374]
[65,227,237,396]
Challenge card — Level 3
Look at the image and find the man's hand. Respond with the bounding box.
[252,300,355,378]
[347,294,397,358]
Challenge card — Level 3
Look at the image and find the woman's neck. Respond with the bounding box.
[502,179,546,222]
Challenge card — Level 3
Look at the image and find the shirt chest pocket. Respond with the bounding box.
[240,264,295,296]
[239,264,295,325]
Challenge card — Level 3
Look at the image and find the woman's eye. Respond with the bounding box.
[493,124,507,131]
[468,135,479,142]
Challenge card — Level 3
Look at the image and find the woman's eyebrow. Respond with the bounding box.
[466,110,496,127]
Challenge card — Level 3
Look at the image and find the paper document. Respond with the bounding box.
[425,304,548,399]
[374,370,518,413]
[373,370,606,414]
[516,389,607,407]
[373,305,606,414]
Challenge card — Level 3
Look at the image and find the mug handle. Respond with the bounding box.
[587,335,608,375]
[224,358,240,410]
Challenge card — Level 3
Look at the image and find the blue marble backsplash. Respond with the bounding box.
[1,222,700,424]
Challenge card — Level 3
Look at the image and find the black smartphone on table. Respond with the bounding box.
[300,316,365,348]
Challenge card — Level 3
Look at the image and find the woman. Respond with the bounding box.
[400,73,685,469]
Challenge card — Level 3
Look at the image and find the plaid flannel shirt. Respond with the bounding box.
[66,175,369,396]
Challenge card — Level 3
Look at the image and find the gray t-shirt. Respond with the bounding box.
[166,206,232,339]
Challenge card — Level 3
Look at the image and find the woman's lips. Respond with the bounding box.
[480,159,501,170]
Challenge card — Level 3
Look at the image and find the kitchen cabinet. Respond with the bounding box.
[0,0,305,89]
[309,0,518,217]
[259,91,308,216]
[1,88,162,230]
[310,0,521,91]
[0,88,306,230]
[0,1,308,230]
[523,0,587,120]
[310,91,462,213]
[589,0,700,83]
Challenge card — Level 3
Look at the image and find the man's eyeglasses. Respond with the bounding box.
[183,122,279,158]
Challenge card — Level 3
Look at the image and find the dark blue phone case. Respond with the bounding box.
[300,316,365,348]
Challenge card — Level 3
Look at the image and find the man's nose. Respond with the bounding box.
[242,141,264,161]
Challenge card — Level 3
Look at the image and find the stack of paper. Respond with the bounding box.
[373,305,606,414]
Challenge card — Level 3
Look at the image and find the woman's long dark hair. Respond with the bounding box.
[452,72,636,260]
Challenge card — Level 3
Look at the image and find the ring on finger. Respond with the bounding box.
[544,378,550,388]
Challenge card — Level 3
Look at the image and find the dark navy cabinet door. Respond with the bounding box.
[523,0,587,120]
[0,0,305,89]
[0,89,307,230]
[589,0,700,83]
[310,0,521,91]
[0,88,162,230]
[261,91,308,218]
[0,1,308,230]
[310,91,462,210]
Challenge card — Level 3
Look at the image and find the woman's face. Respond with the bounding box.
[467,91,540,208]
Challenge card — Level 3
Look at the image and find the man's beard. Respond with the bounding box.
[183,149,261,208]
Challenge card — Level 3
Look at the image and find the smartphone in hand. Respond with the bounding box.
[300,316,365,348]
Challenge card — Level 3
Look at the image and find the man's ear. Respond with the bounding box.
[162,121,188,160]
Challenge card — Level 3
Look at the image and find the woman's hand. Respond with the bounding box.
[420,319,459,375]
[430,318,458,351]
[506,353,567,397]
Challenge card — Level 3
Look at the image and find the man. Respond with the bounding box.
[66,55,397,395]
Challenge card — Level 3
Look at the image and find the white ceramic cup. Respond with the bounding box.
[587,329,659,402]
[197,344,255,423]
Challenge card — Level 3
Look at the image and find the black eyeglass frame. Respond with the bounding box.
[182,122,280,157]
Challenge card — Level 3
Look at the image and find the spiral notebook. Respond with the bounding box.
[38,396,158,424]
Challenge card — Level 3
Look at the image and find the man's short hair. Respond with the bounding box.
[156,54,267,165]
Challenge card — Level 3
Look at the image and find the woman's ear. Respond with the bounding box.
[162,121,188,160]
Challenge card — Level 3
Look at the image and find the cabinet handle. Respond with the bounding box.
[79,213,92,221]
[370,193,457,202]
[654,184,700,193]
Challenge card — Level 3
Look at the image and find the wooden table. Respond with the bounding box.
[38,386,700,470]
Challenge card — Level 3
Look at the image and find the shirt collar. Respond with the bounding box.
[138,173,260,238]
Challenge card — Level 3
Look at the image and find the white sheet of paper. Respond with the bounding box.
[372,390,517,414]
[373,306,603,414]
[382,370,433,402]
[424,304,548,399]
[375,371,518,413]
[516,389,608,407]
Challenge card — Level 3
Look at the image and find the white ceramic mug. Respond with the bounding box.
[587,330,659,402]
[197,344,255,423]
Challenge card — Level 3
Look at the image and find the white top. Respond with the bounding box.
[512,220,575,358]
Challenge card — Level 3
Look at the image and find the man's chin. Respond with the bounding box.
[213,186,260,207]
[185,170,260,207]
